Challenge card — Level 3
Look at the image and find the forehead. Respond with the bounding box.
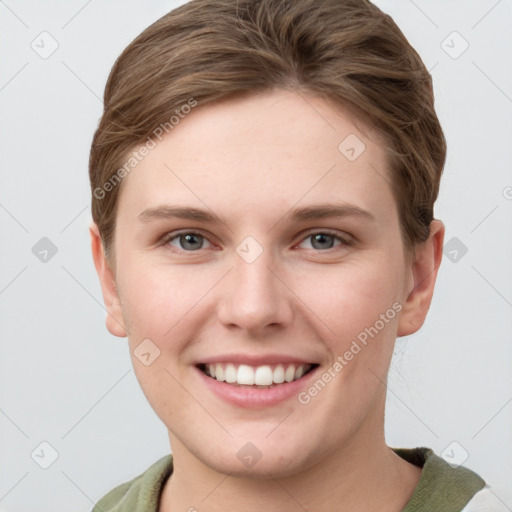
[116,89,395,226]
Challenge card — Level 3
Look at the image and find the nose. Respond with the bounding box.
[217,246,294,336]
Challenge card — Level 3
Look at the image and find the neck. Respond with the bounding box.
[159,405,421,512]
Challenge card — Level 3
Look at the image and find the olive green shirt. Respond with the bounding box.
[91,446,487,511]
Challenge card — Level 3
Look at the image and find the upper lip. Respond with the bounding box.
[196,353,319,366]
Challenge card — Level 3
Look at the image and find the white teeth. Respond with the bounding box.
[284,365,295,383]
[225,363,237,383]
[215,364,225,382]
[237,364,255,385]
[254,365,273,386]
[273,364,285,384]
[203,362,314,386]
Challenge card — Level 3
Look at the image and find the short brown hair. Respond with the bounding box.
[89,0,446,266]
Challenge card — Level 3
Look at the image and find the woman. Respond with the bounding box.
[88,0,499,510]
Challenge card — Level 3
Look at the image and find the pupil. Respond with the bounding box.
[312,233,333,250]
[182,233,202,250]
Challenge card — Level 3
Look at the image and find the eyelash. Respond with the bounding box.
[159,229,352,253]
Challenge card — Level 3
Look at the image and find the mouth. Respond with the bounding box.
[196,362,320,388]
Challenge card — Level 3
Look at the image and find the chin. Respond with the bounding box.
[208,454,306,480]
[197,437,314,479]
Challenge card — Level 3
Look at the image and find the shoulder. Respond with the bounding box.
[91,454,174,512]
[392,446,488,511]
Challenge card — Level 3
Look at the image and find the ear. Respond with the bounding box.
[397,220,445,337]
[89,222,128,338]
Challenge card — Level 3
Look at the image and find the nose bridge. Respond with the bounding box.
[217,238,292,332]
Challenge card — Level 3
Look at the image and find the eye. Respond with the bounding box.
[159,229,351,253]
[297,231,349,251]
[162,231,213,251]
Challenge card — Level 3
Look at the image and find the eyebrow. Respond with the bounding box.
[137,203,376,225]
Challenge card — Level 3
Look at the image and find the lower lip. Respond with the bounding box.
[195,365,320,408]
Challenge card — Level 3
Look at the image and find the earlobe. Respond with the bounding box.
[396,220,445,337]
[89,222,128,338]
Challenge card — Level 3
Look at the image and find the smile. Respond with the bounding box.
[197,362,319,388]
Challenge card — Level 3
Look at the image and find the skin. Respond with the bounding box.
[90,88,444,512]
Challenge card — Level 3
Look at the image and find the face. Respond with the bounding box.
[92,88,442,478]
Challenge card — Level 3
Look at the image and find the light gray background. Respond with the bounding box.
[1,1,511,510]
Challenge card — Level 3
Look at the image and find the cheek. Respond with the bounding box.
[117,244,403,355]
[130,357,193,429]
[295,258,400,339]
[118,261,200,338]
